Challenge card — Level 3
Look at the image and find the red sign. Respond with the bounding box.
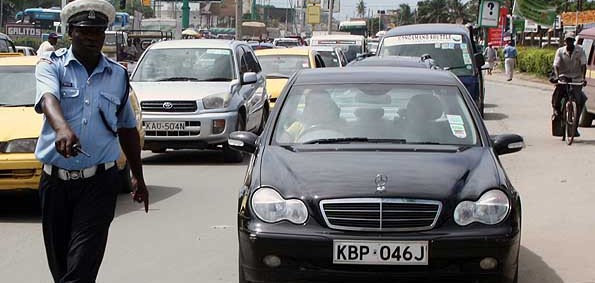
[487,7,508,47]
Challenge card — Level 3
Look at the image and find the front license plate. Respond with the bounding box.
[333,240,428,265]
[144,121,186,131]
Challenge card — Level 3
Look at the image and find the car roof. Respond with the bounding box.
[309,45,338,51]
[0,56,38,66]
[348,56,432,68]
[385,24,470,37]
[255,47,312,56]
[274,38,299,41]
[149,39,238,49]
[0,32,11,41]
[311,34,365,40]
[294,67,457,86]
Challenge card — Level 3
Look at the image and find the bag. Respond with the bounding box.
[552,113,564,137]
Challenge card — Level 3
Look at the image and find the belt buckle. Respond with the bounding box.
[67,170,83,180]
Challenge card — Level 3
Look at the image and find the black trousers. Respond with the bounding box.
[39,167,120,283]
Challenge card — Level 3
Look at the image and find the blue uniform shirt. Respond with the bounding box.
[34,47,137,170]
[503,45,518,59]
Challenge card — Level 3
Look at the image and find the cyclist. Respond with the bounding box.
[552,32,588,136]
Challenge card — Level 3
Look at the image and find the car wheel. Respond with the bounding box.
[579,107,594,127]
[257,105,269,134]
[119,164,133,194]
[224,114,245,163]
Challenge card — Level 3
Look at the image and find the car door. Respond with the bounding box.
[241,46,267,131]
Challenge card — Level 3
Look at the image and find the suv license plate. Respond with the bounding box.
[333,240,428,265]
[145,121,186,131]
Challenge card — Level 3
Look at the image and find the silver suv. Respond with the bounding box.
[130,39,269,162]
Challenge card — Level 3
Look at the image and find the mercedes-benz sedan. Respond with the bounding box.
[230,67,523,283]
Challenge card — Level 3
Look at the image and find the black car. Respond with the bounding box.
[230,67,523,283]
[347,55,440,69]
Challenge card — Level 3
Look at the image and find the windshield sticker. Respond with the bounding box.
[435,43,441,48]
[447,115,464,125]
[451,34,462,42]
[206,49,230,55]
[463,54,472,64]
[441,43,449,49]
[384,34,465,46]
[450,124,467,139]
[461,43,468,49]
[448,43,455,49]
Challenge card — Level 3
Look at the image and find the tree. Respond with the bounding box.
[417,0,448,23]
[356,0,366,19]
[397,3,414,25]
[447,0,467,23]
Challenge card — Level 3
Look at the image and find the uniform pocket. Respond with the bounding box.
[98,91,121,133]
[60,87,82,118]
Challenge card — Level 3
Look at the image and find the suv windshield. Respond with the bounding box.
[132,48,235,82]
[258,55,310,77]
[317,51,341,67]
[274,84,478,146]
[380,34,474,76]
[0,66,36,106]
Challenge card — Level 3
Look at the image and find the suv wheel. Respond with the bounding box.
[223,114,245,163]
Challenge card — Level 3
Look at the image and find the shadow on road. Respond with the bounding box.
[142,150,249,166]
[571,139,595,145]
[115,185,182,217]
[0,190,40,223]
[484,112,509,121]
[484,103,498,109]
[519,246,563,283]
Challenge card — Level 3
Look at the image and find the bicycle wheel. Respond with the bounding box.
[566,100,577,145]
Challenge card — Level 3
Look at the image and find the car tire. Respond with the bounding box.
[257,105,269,134]
[119,164,133,194]
[579,107,594,127]
[224,114,245,163]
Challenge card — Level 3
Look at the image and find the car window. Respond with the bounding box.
[257,55,311,77]
[314,54,325,68]
[242,47,261,73]
[132,48,235,82]
[237,46,248,74]
[318,50,341,67]
[275,40,299,47]
[0,66,36,106]
[274,83,478,146]
[0,39,10,52]
[380,34,474,76]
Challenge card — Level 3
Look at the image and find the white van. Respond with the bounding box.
[310,34,366,62]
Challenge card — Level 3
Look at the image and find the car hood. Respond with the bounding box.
[130,82,230,101]
[0,107,41,141]
[259,146,500,201]
[265,78,289,100]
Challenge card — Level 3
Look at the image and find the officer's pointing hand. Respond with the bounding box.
[55,127,79,158]
[131,176,149,213]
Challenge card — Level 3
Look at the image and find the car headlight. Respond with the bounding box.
[3,138,37,153]
[453,190,510,226]
[202,92,232,109]
[251,187,308,224]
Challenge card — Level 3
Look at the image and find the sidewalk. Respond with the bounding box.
[484,69,553,92]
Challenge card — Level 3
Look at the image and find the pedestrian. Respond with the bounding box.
[483,42,498,75]
[37,32,59,57]
[34,1,149,282]
[503,40,518,81]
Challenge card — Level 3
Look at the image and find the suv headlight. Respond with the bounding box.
[202,92,231,109]
[251,187,308,224]
[453,190,510,226]
[3,138,37,153]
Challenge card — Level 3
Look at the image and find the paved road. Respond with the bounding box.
[1,77,595,283]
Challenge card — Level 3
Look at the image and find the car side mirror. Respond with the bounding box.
[474,53,486,68]
[242,72,258,85]
[491,134,524,155]
[228,131,259,154]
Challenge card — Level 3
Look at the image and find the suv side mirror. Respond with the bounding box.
[491,134,524,155]
[242,72,258,85]
[228,131,258,154]
[474,53,486,68]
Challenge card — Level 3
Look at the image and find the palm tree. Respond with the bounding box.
[356,0,366,19]
[417,0,449,23]
[398,3,413,25]
[447,0,467,23]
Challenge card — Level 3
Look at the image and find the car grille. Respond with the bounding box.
[143,121,201,137]
[141,101,197,112]
[0,169,37,179]
[319,198,442,232]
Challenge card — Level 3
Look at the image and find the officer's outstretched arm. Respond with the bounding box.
[40,93,79,158]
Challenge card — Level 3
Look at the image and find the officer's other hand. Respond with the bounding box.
[131,176,149,213]
[55,127,79,158]
[584,80,588,86]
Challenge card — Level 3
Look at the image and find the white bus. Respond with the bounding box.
[338,20,368,37]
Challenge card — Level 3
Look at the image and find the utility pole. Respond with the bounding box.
[327,0,333,34]
[1,0,4,31]
[236,0,243,39]
[182,0,190,28]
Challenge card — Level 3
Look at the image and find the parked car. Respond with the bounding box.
[231,67,523,283]
[310,45,349,67]
[378,24,487,115]
[15,46,37,56]
[130,39,268,162]
[255,47,325,107]
[0,56,144,192]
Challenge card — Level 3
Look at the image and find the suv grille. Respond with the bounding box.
[320,198,441,232]
[141,101,197,112]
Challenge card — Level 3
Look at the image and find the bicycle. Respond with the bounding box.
[557,78,584,145]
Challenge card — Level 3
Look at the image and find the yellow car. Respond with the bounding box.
[255,47,326,107]
[0,56,144,192]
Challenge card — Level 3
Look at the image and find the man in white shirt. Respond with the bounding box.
[37,33,59,56]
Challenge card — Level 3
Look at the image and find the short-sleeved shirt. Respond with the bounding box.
[503,45,517,59]
[553,45,587,81]
[36,41,55,57]
[34,47,137,170]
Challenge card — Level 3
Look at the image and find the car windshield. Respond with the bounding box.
[318,51,341,67]
[132,48,235,82]
[258,55,310,77]
[380,34,474,76]
[0,66,36,106]
[274,83,478,146]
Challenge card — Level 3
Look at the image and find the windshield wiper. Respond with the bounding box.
[199,77,232,82]
[265,73,290,79]
[157,77,200,81]
[4,104,34,107]
[444,65,471,71]
[303,137,369,144]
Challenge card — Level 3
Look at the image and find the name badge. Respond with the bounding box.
[62,82,73,87]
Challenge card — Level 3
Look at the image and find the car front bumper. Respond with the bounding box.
[0,154,42,190]
[141,111,238,151]
[239,224,520,283]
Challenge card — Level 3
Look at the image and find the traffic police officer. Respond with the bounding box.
[34,0,148,282]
